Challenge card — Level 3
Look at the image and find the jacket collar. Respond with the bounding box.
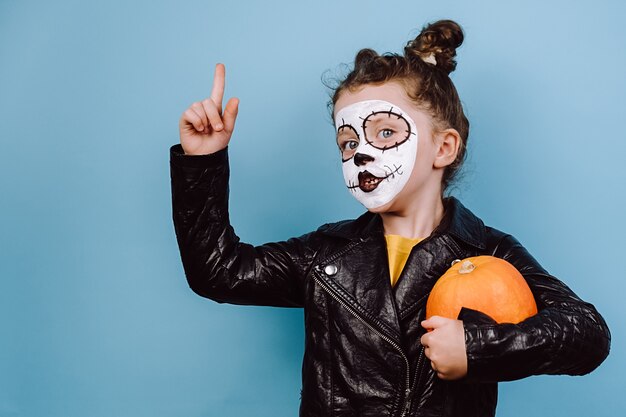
[319,196,486,250]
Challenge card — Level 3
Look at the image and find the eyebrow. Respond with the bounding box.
[336,123,358,134]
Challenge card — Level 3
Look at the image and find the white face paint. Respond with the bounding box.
[334,99,419,209]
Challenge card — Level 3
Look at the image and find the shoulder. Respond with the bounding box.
[316,219,357,234]
[446,197,549,275]
[291,212,379,258]
[314,210,379,241]
[482,225,549,276]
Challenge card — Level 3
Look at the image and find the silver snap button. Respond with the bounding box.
[324,264,338,276]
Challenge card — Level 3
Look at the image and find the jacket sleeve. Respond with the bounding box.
[462,233,611,382]
[169,143,317,308]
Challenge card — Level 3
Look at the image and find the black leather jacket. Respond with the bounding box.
[169,144,610,417]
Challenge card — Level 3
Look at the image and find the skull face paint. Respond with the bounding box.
[335,100,419,209]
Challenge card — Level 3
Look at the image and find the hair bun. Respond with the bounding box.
[405,19,464,74]
[354,48,379,67]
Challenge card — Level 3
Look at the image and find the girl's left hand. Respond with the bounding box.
[420,316,468,380]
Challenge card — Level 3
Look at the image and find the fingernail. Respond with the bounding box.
[216,124,223,130]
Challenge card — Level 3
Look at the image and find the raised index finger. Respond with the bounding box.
[210,63,225,110]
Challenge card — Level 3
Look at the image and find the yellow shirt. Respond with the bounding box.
[385,234,424,287]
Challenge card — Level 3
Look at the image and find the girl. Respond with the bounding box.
[170,20,610,417]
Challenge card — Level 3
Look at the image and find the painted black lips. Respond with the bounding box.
[346,165,403,193]
[357,171,385,193]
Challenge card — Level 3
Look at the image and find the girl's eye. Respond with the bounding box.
[379,129,394,139]
[342,140,358,150]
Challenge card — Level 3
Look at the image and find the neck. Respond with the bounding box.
[380,192,445,239]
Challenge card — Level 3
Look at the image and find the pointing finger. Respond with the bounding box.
[210,63,225,111]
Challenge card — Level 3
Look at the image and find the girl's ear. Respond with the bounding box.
[433,128,461,169]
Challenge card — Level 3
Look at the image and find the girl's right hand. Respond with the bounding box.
[178,63,239,155]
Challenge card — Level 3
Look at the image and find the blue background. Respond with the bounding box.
[1,0,624,416]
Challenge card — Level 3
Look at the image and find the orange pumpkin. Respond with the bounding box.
[426,256,538,324]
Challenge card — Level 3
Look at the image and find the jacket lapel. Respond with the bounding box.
[316,212,402,343]
[391,234,462,318]
[393,197,487,318]
[316,197,487,340]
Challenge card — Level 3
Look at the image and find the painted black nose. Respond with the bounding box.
[354,152,374,166]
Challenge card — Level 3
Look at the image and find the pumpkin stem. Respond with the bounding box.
[459,260,476,274]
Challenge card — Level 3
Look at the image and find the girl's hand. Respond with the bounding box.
[179,63,239,155]
[420,316,468,380]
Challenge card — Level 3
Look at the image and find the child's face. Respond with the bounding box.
[334,81,439,211]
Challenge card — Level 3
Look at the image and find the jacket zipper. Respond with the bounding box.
[402,344,426,416]
[313,271,417,417]
[401,295,431,416]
